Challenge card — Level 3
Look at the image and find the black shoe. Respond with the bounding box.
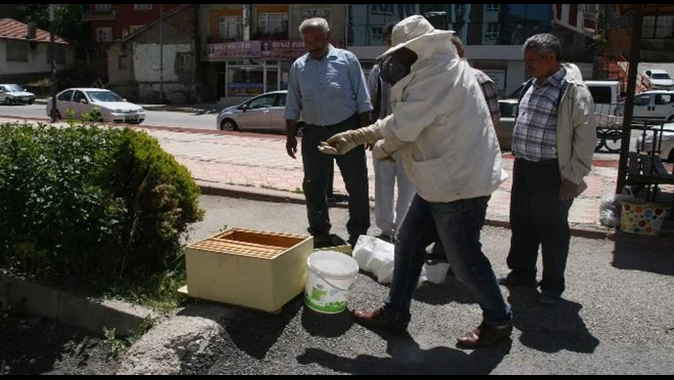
[497,274,537,288]
[538,292,561,308]
[375,233,394,243]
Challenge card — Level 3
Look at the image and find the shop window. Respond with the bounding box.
[219,16,242,39]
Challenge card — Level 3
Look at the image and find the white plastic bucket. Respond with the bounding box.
[304,250,359,314]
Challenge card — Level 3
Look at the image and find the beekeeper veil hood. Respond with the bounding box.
[376,15,454,62]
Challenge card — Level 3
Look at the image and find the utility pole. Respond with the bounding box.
[159,4,164,103]
[49,4,57,122]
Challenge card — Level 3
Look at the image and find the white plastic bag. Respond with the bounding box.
[351,235,449,287]
[599,188,635,228]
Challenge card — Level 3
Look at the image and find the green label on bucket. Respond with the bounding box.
[304,293,347,314]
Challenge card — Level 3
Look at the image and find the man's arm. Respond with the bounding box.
[284,63,301,158]
[347,52,373,127]
[560,86,597,199]
[480,79,501,128]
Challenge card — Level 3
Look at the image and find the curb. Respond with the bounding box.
[197,184,624,241]
[0,271,160,336]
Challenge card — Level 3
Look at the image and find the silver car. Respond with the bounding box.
[216,90,304,134]
[46,88,145,124]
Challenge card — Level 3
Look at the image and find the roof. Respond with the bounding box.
[120,4,192,43]
[0,18,68,44]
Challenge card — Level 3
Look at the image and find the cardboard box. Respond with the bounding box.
[184,228,313,313]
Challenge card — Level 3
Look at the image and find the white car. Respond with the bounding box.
[636,124,674,162]
[645,69,674,90]
[46,87,145,124]
[0,84,36,105]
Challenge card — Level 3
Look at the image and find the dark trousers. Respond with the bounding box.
[300,115,370,241]
[507,158,573,297]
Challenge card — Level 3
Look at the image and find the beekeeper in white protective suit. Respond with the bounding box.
[318,15,514,349]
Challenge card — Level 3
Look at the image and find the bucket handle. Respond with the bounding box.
[312,270,355,292]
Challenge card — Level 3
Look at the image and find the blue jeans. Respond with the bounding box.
[384,194,513,326]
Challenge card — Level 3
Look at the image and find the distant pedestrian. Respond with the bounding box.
[498,33,596,308]
[284,17,372,248]
[367,22,415,242]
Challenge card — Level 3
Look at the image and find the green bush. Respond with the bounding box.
[0,122,204,291]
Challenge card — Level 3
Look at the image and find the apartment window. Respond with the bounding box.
[301,8,332,24]
[175,53,192,74]
[370,4,395,15]
[219,16,242,39]
[486,4,499,12]
[485,22,499,41]
[134,4,152,11]
[118,55,129,70]
[96,27,113,42]
[94,4,112,12]
[643,15,674,39]
[258,13,288,34]
[6,40,28,62]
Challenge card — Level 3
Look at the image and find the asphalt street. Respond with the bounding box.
[116,195,674,375]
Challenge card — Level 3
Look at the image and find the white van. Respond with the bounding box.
[584,80,621,116]
[631,90,674,123]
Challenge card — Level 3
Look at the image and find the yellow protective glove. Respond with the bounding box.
[318,124,383,155]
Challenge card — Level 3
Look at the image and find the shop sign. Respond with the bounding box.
[208,41,261,60]
[207,40,341,61]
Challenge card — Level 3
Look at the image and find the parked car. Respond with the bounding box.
[46,88,145,124]
[496,99,518,151]
[0,84,36,105]
[216,90,304,134]
[645,69,674,90]
[616,89,674,124]
[636,124,674,162]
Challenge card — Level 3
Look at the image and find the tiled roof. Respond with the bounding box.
[0,18,68,44]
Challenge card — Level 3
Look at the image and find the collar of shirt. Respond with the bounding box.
[306,44,337,61]
[534,67,566,89]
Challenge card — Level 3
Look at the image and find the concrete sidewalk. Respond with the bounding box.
[2,115,671,240]
[139,125,622,237]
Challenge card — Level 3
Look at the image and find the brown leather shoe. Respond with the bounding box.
[456,321,513,348]
[352,307,407,335]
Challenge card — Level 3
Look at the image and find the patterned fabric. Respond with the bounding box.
[472,68,500,127]
[512,68,566,161]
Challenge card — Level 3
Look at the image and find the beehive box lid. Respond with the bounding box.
[188,228,311,260]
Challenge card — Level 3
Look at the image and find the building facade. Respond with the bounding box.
[201,4,348,104]
[347,4,556,98]
[0,18,73,83]
[83,4,184,82]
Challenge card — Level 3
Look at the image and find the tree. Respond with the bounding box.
[15,4,91,58]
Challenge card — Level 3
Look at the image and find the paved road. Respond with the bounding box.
[0,103,219,131]
[119,195,674,375]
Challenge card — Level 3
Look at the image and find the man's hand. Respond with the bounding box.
[558,178,578,201]
[318,131,358,155]
[286,136,297,159]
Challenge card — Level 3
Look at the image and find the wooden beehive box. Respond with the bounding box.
[184,228,313,313]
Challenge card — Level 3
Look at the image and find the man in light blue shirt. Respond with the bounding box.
[284,17,372,247]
